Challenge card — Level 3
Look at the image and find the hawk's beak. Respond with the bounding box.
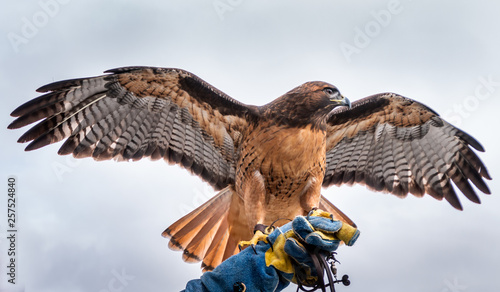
[331,95,351,109]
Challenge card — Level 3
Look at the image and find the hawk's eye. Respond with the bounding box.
[323,87,338,97]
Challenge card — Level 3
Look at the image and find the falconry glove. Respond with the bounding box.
[182,209,360,292]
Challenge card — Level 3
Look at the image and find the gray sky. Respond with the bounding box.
[1,0,499,291]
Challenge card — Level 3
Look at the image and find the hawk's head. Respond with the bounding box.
[262,81,351,130]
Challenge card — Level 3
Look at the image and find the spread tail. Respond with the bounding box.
[162,186,252,271]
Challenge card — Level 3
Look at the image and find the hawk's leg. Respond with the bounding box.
[238,170,267,251]
[299,177,323,215]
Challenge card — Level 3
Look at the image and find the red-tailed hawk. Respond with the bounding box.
[9,66,491,271]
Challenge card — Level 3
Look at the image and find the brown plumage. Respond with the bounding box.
[8,66,491,271]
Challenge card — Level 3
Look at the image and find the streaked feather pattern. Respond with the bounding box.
[9,66,255,190]
[324,93,491,210]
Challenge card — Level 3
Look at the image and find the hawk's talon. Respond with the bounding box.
[251,244,257,255]
[238,230,269,251]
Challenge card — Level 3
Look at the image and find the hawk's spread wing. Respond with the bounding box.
[9,66,257,190]
[324,93,491,210]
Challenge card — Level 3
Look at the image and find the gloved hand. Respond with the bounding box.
[182,209,360,292]
[265,209,359,286]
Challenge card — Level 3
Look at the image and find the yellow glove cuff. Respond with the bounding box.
[336,223,358,246]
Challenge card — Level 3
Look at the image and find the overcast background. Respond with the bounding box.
[1,1,499,291]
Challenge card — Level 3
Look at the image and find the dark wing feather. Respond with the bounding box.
[9,66,258,190]
[324,93,491,210]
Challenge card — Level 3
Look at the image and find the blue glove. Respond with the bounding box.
[182,209,360,292]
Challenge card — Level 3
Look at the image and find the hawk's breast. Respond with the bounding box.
[236,123,327,203]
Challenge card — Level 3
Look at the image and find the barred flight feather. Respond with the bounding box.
[325,93,490,210]
[10,67,254,191]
